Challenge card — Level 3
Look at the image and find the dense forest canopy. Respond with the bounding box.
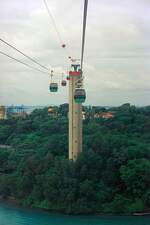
[0,104,150,214]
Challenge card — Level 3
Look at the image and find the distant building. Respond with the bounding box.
[82,111,86,120]
[94,112,115,119]
[48,106,58,118]
[6,105,27,119]
[0,106,6,120]
[48,107,54,113]
[19,111,28,119]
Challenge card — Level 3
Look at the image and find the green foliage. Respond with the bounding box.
[0,105,150,214]
[120,159,150,196]
[143,189,150,207]
[127,199,145,213]
[102,194,131,213]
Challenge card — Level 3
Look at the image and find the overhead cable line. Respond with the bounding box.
[81,0,88,71]
[0,50,49,75]
[0,38,49,71]
[43,0,64,45]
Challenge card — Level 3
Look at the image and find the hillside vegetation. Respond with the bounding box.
[0,104,150,214]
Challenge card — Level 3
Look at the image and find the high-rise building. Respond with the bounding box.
[0,106,6,120]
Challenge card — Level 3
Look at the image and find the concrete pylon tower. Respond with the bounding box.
[69,65,83,161]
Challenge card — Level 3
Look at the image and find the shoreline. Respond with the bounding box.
[0,196,150,217]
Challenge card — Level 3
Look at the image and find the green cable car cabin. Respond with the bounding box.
[74,88,86,104]
[49,83,58,92]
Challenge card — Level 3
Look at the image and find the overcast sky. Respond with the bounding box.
[0,0,150,106]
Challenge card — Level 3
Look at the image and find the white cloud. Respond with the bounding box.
[0,0,150,106]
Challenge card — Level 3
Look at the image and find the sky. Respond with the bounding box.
[0,0,150,106]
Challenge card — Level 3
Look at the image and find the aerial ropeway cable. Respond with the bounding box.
[0,38,49,71]
[81,0,88,72]
[43,0,66,48]
[0,50,50,75]
[0,38,67,78]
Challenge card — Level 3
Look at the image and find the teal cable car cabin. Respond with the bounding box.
[74,88,86,103]
[49,83,58,92]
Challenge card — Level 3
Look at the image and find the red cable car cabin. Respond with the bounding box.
[61,80,67,86]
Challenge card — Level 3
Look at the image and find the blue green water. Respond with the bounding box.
[0,202,149,225]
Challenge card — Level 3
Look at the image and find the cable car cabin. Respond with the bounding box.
[49,83,58,92]
[61,80,67,86]
[74,88,86,104]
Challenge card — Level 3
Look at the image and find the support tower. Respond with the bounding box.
[69,65,83,161]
